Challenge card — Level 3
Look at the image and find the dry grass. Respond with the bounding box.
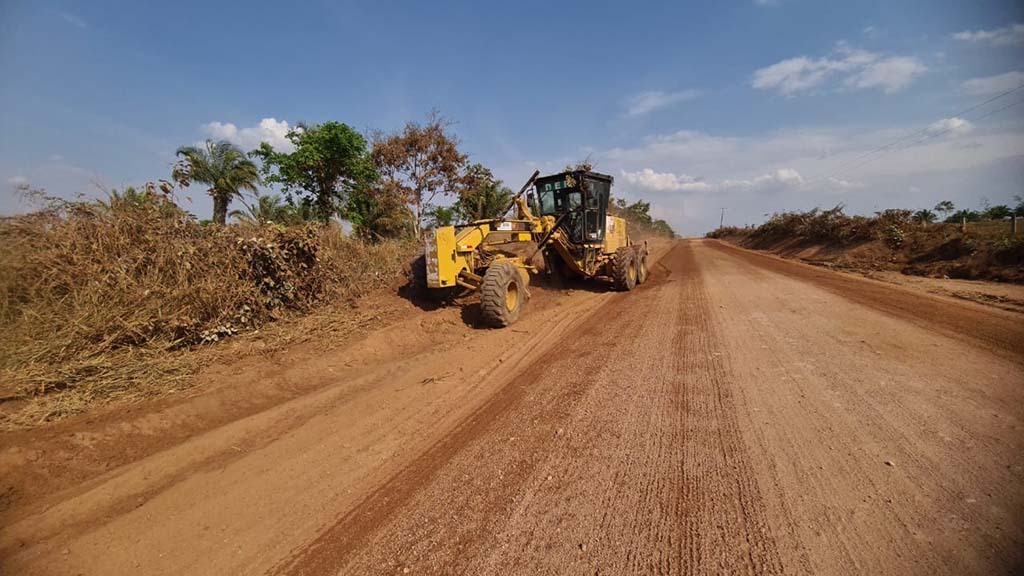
[0,191,415,430]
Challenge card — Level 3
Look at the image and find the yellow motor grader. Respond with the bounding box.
[421,169,649,327]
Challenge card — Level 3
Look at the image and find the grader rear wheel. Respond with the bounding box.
[636,247,649,285]
[612,247,637,291]
[480,261,526,327]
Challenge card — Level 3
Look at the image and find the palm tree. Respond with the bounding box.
[912,209,936,225]
[230,193,298,225]
[347,188,415,240]
[934,200,955,222]
[173,140,260,225]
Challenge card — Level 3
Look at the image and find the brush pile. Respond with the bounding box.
[0,189,412,428]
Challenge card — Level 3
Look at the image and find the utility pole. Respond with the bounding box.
[719,207,726,229]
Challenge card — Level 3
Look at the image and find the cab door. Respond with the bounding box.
[583,178,609,243]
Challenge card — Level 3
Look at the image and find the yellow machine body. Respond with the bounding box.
[425,218,538,290]
[421,169,650,327]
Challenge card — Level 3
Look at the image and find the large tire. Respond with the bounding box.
[480,261,526,327]
[410,254,457,302]
[612,247,637,291]
[635,246,649,285]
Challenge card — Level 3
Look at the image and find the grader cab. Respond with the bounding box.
[422,169,649,327]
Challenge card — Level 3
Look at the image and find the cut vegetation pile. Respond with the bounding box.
[708,206,1024,283]
[0,190,414,429]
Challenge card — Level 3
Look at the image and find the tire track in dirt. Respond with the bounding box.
[274,243,790,575]
[1,275,621,576]
[698,240,1024,575]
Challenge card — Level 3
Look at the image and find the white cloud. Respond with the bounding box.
[620,168,710,191]
[862,25,878,38]
[8,176,28,186]
[52,9,87,29]
[619,165,861,195]
[625,90,701,117]
[753,57,827,95]
[844,56,927,93]
[202,118,295,152]
[908,186,921,193]
[752,44,925,96]
[962,70,1024,96]
[826,176,862,189]
[953,22,1024,46]
[722,168,805,191]
[926,117,974,138]
[754,0,781,6]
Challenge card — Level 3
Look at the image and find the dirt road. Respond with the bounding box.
[3,240,1023,575]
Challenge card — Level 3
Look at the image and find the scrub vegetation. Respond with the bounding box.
[707,199,1024,282]
[0,112,672,429]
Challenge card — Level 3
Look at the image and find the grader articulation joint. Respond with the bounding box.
[422,169,649,327]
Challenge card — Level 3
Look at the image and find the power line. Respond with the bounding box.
[807,82,1024,184]
[895,97,1024,150]
[824,97,1024,179]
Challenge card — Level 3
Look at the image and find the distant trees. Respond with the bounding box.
[611,197,676,238]
[946,209,981,223]
[424,205,456,229]
[250,122,377,224]
[982,204,1013,220]
[173,140,261,225]
[230,193,301,225]
[910,201,1018,224]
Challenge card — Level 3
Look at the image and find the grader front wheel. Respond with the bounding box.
[480,261,526,327]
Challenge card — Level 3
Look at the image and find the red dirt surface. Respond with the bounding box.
[2,239,1022,575]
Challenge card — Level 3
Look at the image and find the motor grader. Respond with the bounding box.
[420,169,649,327]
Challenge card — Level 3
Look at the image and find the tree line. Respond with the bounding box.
[169,112,678,240]
[171,112,515,240]
[912,198,1024,225]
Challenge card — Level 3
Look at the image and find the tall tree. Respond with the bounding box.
[371,111,468,238]
[250,122,377,223]
[173,140,261,225]
[454,164,512,221]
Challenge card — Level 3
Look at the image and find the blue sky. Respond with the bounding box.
[1,0,1022,234]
